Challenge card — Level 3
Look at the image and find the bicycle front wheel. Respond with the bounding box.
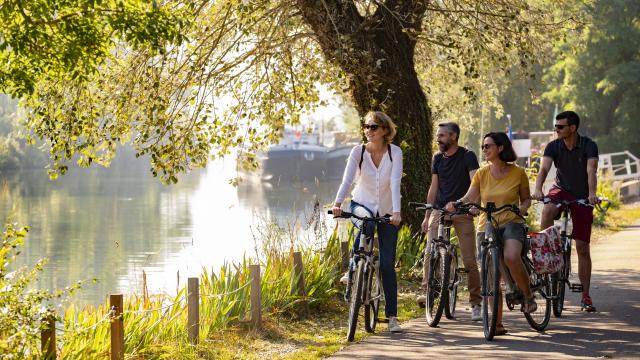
[525,272,552,331]
[426,246,449,327]
[481,246,500,341]
[444,248,459,319]
[364,258,382,333]
[347,259,365,342]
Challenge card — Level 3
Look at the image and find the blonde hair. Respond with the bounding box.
[365,111,397,144]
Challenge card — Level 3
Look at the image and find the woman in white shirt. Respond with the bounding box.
[332,111,403,332]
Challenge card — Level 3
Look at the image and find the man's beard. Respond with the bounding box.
[438,142,449,152]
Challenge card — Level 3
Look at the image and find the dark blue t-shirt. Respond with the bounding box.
[543,134,599,198]
[433,147,480,208]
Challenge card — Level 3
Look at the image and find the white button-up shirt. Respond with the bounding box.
[335,144,403,215]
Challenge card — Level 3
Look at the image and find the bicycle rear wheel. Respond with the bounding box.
[347,259,365,341]
[364,259,382,333]
[525,272,552,331]
[444,248,459,319]
[552,249,570,317]
[482,246,500,341]
[426,247,449,327]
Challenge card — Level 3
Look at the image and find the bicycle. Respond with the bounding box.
[454,201,552,340]
[409,202,463,326]
[541,196,609,317]
[328,210,389,341]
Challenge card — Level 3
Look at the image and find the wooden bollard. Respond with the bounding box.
[40,315,56,360]
[341,241,349,271]
[250,265,261,329]
[293,251,310,317]
[187,277,199,344]
[110,294,124,360]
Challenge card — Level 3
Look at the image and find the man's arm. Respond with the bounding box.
[587,158,598,204]
[469,169,477,182]
[533,156,553,199]
[425,174,438,214]
[421,174,438,232]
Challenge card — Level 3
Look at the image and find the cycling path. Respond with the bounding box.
[328,220,640,359]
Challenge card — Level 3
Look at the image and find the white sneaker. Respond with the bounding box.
[388,317,402,332]
[471,305,482,321]
[340,272,349,285]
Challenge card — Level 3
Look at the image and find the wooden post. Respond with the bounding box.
[187,277,199,344]
[250,264,261,329]
[110,294,124,360]
[341,241,349,271]
[40,315,56,360]
[293,251,310,317]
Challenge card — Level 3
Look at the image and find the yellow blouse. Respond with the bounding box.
[470,164,530,228]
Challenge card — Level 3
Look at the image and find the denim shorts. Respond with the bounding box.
[476,222,528,258]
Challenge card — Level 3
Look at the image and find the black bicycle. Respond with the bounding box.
[454,201,552,340]
[542,196,608,317]
[329,210,388,341]
[409,202,463,326]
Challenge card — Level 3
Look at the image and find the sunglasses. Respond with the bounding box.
[481,143,496,150]
[554,124,569,130]
[363,124,382,131]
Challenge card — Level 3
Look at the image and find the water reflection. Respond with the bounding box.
[0,155,342,306]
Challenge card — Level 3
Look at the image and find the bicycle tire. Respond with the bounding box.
[426,246,448,327]
[552,247,570,317]
[482,246,500,341]
[525,272,552,331]
[444,248,458,319]
[346,259,365,342]
[364,259,381,333]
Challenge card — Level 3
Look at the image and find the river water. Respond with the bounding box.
[0,153,342,307]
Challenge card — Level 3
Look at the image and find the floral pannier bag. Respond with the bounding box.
[528,226,564,275]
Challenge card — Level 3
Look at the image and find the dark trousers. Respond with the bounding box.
[349,201,399,317]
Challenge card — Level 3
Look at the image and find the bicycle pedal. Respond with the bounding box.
[570,284,584,292]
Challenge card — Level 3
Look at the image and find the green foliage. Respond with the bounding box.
[592,172,621,226]
[395,225,424,280]
[0,223,82,359]
[544,0,640,152]
[0,0,187,97]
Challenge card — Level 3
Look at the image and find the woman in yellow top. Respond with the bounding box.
[446,132,534,335]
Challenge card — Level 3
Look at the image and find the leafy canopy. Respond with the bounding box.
[1,0,569,182]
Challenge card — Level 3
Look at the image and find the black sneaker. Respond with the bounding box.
[581,295,596,312]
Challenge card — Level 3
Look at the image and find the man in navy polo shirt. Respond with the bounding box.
[532,111,599,312]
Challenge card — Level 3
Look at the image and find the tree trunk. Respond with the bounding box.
[297,1,432,230]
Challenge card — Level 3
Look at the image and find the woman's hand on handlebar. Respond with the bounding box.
[468,207,480,216]
[331,204,342,217]
[390,212,402,226]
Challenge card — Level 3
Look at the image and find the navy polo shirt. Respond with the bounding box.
[433,147,479,208]
[543,134,599,198]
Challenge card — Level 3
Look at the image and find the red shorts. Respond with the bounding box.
[547,186,593,243]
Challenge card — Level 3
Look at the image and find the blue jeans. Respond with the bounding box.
[349,201,399,317]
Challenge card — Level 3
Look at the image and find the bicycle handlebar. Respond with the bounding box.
[408,201,466,216]
[327,210,390,223]
[453,201,526,220]
[541,196,609,209]
[408,202,442,211]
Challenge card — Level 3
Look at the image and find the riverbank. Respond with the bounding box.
[3,202,638,359]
